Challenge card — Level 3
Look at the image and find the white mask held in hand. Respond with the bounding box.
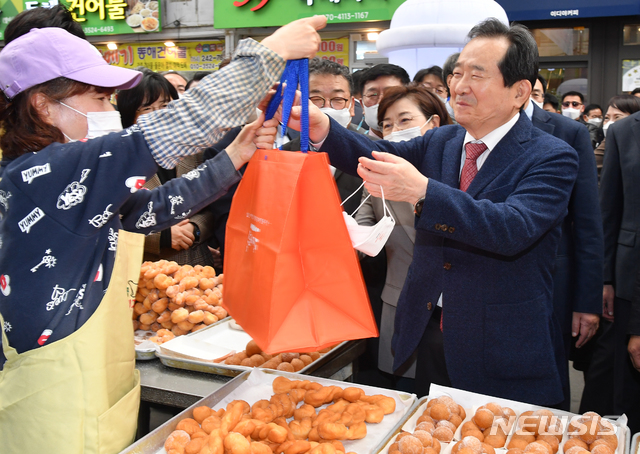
[320,107,352,129]
[384,116,433,143]
[59,101,123,140]
[562,107,581,120]
[341,182,395,257]
[363,103,380,131]
[603,121,614,137]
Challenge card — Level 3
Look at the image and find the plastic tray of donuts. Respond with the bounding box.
[154,317,350,377]
[375,384,629,454]
[120,368,418,454]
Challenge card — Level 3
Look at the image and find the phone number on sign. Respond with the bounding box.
[324,12,368,21]
[83,26,115,34]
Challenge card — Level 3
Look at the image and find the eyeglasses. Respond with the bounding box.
[562,101,583,108]
[381,114,428,133]
[422,83,447,96]
[362,92,381,106]
[309,96,349,110]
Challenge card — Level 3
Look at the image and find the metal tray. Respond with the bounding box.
[374,395,429,454]
[155,319,350,377]
[121,368,416,454]
[631,431,638,454]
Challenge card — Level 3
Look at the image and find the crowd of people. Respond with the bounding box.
[0,4,639,452]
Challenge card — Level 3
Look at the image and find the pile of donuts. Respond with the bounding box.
[221,340,334,372]
[505,409,564,454]
[388,395,466,454]
[133,261,227,342]
[563,412,619,454]
[456,402,516,448]
[164,376,397,454]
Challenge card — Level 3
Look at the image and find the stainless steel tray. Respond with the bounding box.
[631,431,638,454]
[374,395,428,454]
[156,334,350,377]
[121,368,416,454]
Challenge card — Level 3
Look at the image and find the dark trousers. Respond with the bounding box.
[413,307,452,397]
[580,297,640,433]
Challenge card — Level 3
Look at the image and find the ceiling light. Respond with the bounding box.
[164,41,176,47]
[367,33,379,41]
[106,42,118,50]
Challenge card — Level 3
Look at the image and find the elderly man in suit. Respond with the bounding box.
[286,18,578,404]
[523,78,603,410]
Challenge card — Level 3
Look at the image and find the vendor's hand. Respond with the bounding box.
[226,112,273,168]
[261,16,326,60]
[357,151,429,205]
[572,312,600,348]
[171,219,195,250]
[629,336,640,371]
[603,284,615,321]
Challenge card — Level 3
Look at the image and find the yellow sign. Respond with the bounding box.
[316,37,349,66]
[96,41,225,72]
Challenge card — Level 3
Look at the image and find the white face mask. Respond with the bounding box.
[59,101,123,141]
[603,121,614,137]
[363,103,380,131]
[562,107,581,120]
[340,182,395,257]
[383,116,433,143]
[320,107,352,129]
[531,99,544,109]
[587,118,603,127]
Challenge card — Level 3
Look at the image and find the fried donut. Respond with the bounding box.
[138,323,150,331]
[177,320,195,332]
[288,388,307,404]
[139,311,158,325]
[134,302,147,315]
[154,273,174,290]
[187,310,205,324]
[281,440,313,454]
[176,418,203,437]
[180,276,199,291]
[151,297,169,314]
[345,421,366,440]
[171,307,189,323]
[184,437,207,454]
[192,406,213,424]
[277,362,295,373]
[317,422,348,440]
[234,419,265,437]
[211,306,227,319]
[342,387,364,403]
[200,277,217,290]
[290,417,313,440]
[164,430,191,452]
[294,404,316,421]
[291,358,305,371]
[250,442,273,454]
[338,403,366,427]
[398,435,425,454]
[360,404,384,423]
[224,432,251,454]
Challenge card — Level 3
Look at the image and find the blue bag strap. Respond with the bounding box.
[264,59,309,153]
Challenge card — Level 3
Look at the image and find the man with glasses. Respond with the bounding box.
[561,91,585,120]
[358,64,411,139]
[414,66,448,102]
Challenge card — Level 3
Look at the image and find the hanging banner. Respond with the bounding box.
[622,60,640,92]
[0,0,25,41]
[316,37,349,67]
[96,41,225,72]
[15,0,161,36]
[214,0,405,29]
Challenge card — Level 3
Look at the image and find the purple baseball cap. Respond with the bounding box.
[0,27,142,99]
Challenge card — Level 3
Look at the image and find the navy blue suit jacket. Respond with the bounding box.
[531,106,603,331]
[320,112,579,405]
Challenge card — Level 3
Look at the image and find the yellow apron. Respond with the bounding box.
[0,230,144,454]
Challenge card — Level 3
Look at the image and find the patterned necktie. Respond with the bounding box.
[460,141,488,192]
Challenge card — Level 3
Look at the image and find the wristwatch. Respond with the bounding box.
[413,197,425,217]
[190,223,201,243]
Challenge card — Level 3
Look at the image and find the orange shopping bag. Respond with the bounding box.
[222,59,378,354]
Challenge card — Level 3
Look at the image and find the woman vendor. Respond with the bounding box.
[0,16,325,454]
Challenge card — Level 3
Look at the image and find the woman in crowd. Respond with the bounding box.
[117,68,217,266]
[593,95,640,179]
[0,16,325,453]
[354,84,451,392]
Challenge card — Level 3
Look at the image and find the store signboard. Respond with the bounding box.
[496,0,640,21]
[13,0,161,37]
[214,0,406,29]
[96,41,225,72]
[316,37,349,66]
[0,0,25,41]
